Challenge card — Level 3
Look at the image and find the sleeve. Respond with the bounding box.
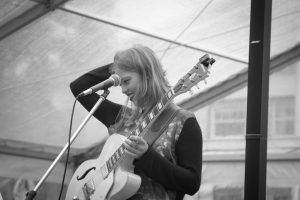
[69,63,122,127]
[133,117,203,195]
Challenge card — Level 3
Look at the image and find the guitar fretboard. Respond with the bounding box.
[104,88,176,174]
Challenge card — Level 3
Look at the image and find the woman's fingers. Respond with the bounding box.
[124,135,148,158]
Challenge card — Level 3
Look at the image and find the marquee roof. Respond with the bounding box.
[0,0,300,182]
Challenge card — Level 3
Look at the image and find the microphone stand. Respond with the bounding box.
[25,89,110,200]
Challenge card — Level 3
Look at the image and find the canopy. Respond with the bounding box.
[0,0,300,193]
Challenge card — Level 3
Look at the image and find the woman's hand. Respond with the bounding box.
[124,135,149,159]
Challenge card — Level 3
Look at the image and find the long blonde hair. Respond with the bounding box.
[112,44,170,129]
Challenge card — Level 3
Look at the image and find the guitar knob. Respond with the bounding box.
[72,196,80,200]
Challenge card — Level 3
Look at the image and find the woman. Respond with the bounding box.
[70,45,203,200]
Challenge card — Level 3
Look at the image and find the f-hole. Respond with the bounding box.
[77,167,96,180]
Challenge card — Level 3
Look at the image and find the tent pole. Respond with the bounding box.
[244,0,272,200]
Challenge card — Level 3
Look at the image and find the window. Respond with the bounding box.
[267,187,292,200]
[213,187,243,200]
[212,99,246,137]
[268,96,295,136]
[210,96,295,138]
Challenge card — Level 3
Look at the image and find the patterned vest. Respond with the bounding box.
[108,104,195,200]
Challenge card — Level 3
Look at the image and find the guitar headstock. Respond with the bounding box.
[173,54,215,96]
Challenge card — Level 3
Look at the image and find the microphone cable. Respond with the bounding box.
[58,95,79,200]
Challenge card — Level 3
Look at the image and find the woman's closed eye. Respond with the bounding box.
[122,79,130,85]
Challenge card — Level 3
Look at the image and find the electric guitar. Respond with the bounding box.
[65,54,215,200]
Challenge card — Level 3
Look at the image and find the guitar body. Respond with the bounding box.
[65,134,141,200]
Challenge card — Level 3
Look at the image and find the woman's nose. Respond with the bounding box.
[121,86,128,94]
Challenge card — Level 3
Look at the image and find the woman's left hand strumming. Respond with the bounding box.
[124,135,149,159]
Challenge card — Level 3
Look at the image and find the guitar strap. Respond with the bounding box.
[143,103,182,146]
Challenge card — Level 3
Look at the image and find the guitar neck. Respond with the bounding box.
[104,88,176,173]
[130,88,176,137]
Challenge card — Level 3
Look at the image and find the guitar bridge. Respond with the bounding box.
[82,179,95,199]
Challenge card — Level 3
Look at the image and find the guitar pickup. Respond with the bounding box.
[100,164,109,179]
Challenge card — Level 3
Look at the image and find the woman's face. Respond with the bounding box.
[114,68,141,104]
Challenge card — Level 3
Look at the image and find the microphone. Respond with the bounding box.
[78,74,121,97]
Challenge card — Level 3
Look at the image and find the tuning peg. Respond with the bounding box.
[196,84,200,89]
